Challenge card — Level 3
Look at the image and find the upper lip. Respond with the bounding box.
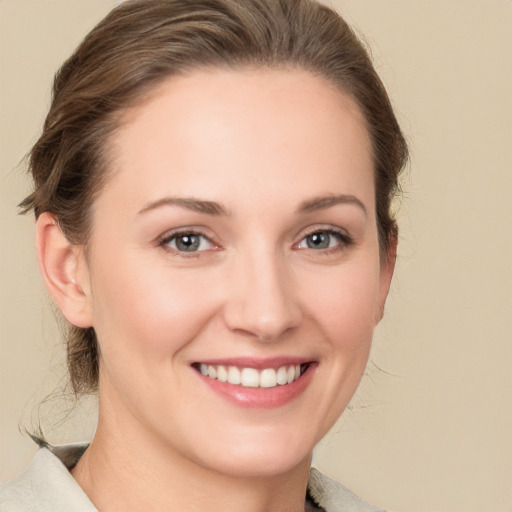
[191,356,314,370]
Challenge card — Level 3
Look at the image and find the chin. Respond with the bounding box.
[205,448,312,479]
[184,425,318,479]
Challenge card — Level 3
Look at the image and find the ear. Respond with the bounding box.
[375,234,397,325]
[35,212,93,328]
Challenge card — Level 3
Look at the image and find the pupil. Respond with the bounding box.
[308,232,329,249]
[177,234,200,252]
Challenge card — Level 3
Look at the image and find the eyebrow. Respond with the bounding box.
[297,194,367,216]
[137,193,366,217]
[137,197,228,216]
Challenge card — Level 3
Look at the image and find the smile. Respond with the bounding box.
[193,363,309,388]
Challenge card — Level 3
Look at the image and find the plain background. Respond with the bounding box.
[1,1,511,511]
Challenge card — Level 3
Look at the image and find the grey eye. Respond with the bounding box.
[165,233,212,252]
[175,234,200,251]
[306,232,330,249]
[298,230,344,250]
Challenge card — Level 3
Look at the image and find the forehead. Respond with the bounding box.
[103,68,375,214]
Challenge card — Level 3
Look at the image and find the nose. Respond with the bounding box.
[222,249,302,342]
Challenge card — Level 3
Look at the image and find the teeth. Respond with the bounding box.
[228,366,241,385]
[217,365,228,382]
[197,363,305,388]
[276,366,288,385]
[286,365,295,384]
[241,368,259,387]
[260,368,277,388]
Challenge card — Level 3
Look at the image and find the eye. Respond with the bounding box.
[161,232,213,253]
[297,229,350,250]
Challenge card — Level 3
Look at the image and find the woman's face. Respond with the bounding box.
[79,68,394,477]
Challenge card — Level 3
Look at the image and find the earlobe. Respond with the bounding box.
[35,212,93,328]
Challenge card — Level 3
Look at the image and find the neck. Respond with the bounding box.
[72,405,313,512]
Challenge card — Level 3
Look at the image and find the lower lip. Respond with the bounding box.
[195,364,316,409]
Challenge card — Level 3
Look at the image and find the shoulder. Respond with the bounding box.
[308,468,387,512]
[0,446,96,512]
[2,449,385,512]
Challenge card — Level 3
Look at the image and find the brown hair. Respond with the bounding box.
[20,0,408,395]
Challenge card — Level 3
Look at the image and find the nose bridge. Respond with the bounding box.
[224,244,301,341]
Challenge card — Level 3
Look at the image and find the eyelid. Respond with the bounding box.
[157,227,220,253]
[293,225,353,251]
[294,224,351,241]
[155,224,352,255]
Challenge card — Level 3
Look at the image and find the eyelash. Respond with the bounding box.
[158,226,353,256]
[294,227,353,254]
[159,230,217,256]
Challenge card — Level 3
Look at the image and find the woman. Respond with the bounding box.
[0,0,408,511]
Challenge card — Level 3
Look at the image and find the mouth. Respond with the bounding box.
[192,362,310,389]
[191,359,316,408]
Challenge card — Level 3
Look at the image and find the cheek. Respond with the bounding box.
[291,261,382,442]
[304,260,382,348]
[89,254,220,368]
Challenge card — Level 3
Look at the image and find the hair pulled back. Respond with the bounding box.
[21,0,408,395]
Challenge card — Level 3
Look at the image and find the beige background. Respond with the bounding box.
[1,1,511,511]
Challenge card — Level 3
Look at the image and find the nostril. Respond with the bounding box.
[222,264,302,341]
[253,322,297,343]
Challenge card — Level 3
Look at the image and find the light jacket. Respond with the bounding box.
[0,446,386,512]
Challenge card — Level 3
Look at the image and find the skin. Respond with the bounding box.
[37,68,395,512]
